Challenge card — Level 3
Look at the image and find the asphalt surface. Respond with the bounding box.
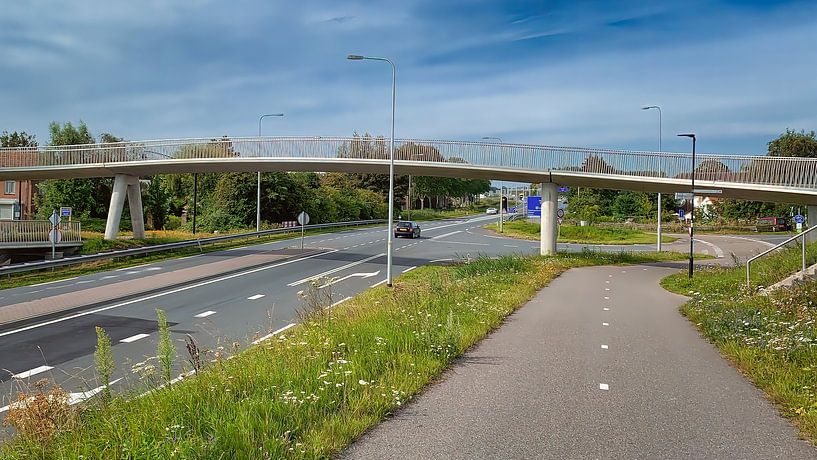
[344,265,816,459]
[0,214,791,445]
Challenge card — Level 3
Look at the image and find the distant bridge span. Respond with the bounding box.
[2,136,816,243]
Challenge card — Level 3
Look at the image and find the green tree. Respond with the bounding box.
[0,131,37,148]
[144,175,170,230]
[767,129,817,158]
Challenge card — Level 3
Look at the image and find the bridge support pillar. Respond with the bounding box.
[807,205,817,245]
[105,175,145,241]
[540,182,558,256]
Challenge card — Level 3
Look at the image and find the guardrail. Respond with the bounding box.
[3,136,817,191]
[0,220,82,246]
[0,219,384,276]
[746,225,817,288]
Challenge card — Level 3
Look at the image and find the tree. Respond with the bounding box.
[0,131,37,148]
[143,175,170,230]
[767,129,817,158]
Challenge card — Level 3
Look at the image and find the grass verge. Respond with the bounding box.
[662,242,817,443]
[3,250,691,459]
[485,220,678,244]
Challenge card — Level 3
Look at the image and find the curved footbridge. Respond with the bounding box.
[2,136,816,250]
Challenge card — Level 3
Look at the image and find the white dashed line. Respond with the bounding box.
[76,280,93,284]
[247,294,266,300]
[603,307,610,311]
[117,264,149,271]
[13,365,53,379]
[603,296,610,300]
[194,311,217,318]
[402,266,417,273]
[602,322,609,326]
[599,383,609,391]
[120,333,150,343]
[100,275,119,280]
[601,344,609,349]
[604,288,610,291]
[30,277,78,287]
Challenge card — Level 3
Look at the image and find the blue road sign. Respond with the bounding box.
[527,196,541,217]
[794,214,805,224]
[509,206,518,213]
[678,209,685,218]
[557,186,569,193]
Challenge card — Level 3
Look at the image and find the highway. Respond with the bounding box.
[0,214,789,433]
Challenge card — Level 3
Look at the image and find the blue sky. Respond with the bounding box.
[1,0,816,155]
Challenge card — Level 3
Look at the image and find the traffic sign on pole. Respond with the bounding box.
[297,211,310,249]
[678,209,685,219]
[794,214,805,225]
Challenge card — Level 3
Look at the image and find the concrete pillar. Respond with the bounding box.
[540,182,558,256]
[104,175,144,240]
[807,205,817,244]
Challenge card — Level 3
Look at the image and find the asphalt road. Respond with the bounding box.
[344,265,816,459]
[0,215,788,437]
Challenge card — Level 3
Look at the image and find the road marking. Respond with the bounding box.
[287,253,384,287]
[76,280,93,284]
[602,322,609,326]
[431,230,462,240]
[144,267,162,271]
[247,294,266,300]
[599,383,609,391]
[13,365,53,379]
[603,296,610,300]
[608,274,613,278]
[117,264,149,271]
[319,271,380,288]
[194,310,217,318]
[27,289,42,294]
[120,333,150,343]
[692,238,725,258]
[601,344,609,349]
[125,271,140,275]
[603,307,610,311]
[430,258,453,263]
[604,288,610,291]
[227,246,248,251]
[0,249,336,339]
[605,280,610,284]
[402,266,417,273]
[30,277,78,287]
[327,296,352,309]
[371,279,388,288]
[100,275,119,280]
[252,323,297,345]
[503,244,519,248]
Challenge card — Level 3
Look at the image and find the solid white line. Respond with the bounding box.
[692,238,725,258]
[431,230,462,240]
[100,275,119,280]
[252,322,297,345]
[327,296,352,309]
[120,333,150,343]
[13,365,53,379]
[371,279,388,288]
[430,258,453,263]
[602,322,609,326]
[194,310,217,318]
[601,344,609,349]
[0,249,336,339]
[599,383,609,391]
[402,266,417,273]
[30,277,78,287]
[287,253,384,287]
[117,264,149,271]
[604,288,610,291]
[503,244,519,248]
[247,294,265,300]
[603,307,610,311]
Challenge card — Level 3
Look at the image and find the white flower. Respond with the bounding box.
[358,380,368,385]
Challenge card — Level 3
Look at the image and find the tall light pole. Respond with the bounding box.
[348,54,397,287]
[678,133,696,279]
[257,113,284,232]
[482,136,504,232]
[642,105,663,251]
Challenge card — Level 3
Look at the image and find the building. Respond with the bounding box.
[0,180,36,220]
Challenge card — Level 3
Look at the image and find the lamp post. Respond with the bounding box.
[678,133,696,278]
[642,105,663,251]
[257,113,284,232]
[348,54,397,287]
[482,136,504,232]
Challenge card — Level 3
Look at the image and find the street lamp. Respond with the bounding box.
[348,54,397,287]
[482,136,504,233]
[642,105,663,251]
[678,133,697,279]
[257,113,285,232]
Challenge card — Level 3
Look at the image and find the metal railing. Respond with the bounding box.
[0,219,384,276]
[746,225,817,288]
[3,136,817,191]
[0,220,82,246]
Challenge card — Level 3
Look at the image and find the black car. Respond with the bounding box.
[394,221,421,238]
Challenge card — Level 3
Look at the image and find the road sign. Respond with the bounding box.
[509,206,518,213]
[60,207,72,218]
[678,209,685,219]
[297,211,310,226]
[48,211,61,227]
[692,189,722,195]
[794,214,805,224]
[557,186,569,193]
[49,228,62,244]
[557,217,563,225]
[675,193,693,201]
[527,196,541,217]
[556,208,565,218]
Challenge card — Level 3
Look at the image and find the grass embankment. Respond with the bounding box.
[3,251,692,459]
[0,225,376,291]
[662,242,817,442]
[485,220,678,245]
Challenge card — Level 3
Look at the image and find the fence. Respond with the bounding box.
[0,220,82,247]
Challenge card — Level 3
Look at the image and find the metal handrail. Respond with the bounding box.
[0,220,82,245]
[0,219,384,276]
[746,224,817,288]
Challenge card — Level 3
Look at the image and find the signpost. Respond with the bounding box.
[556,208,565,219]
[795,214,805,232]
[678,209,685,219]
[49,210,61,260]
[527,196,542,218]
[297,211,310,249]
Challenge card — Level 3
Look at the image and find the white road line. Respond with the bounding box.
[30,277,78,287]
[402,266,417,273]
[27,290,42,294]
[13,365,53,379]
[602,322,609,326]
[604,288,610,291]
[599,383,609,391]
[604,296,610,300]
[716,234,776,248]
[371,279,388,288]
[0,249,336,339]
[431,230,462,240]
[603,307,610,311]
[503,244,519,248]
[328,296,352,309]
[227,246,248,251]
[100,275,119,280]
[76,280,93,284]
[144,267,162,271]
[287,253,384,287]
[430,258,454,263]
[692,238,725,258]
[117,264,149,271]
[252,323,297,345]
[194,310,217,318]
[605,280,610,284]
[601,344,609,349]
[247,294,266,300]
[120,333,150,343]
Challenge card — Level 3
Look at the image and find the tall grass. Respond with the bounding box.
[485,220,678,244]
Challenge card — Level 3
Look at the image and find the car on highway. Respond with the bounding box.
[486,207,498,215]
[755,216,791,232]
[394,221,421,238]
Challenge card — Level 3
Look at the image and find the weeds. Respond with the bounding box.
[93,327,114,402]
[156,309,175,383]
[2,379,76,445]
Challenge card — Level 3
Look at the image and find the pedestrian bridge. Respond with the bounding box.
[2,136,816,244]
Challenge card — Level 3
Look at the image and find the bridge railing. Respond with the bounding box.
[0,220,82,246]
[2,137,817,190]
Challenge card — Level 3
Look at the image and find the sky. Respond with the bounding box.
[1,0,816,155]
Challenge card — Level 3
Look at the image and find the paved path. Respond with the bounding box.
[344,265,817,459]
